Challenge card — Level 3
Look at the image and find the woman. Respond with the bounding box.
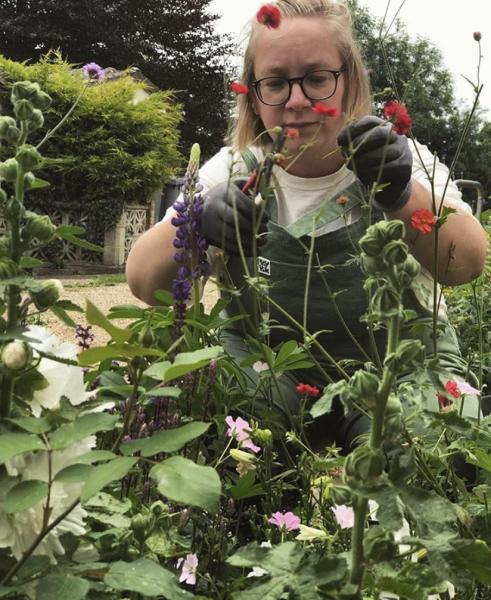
[126,0,487,448]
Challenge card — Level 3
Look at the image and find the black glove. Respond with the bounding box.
[337,116,413,211]
[200,179,269,255]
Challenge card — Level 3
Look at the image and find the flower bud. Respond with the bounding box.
[381,220,405,242]
[33,90,52,111]
[0,116,17,139]
[0,158,20,182]
[11,81,39,103]
[384,339,425,372]
[130,513,151,543]
[363,526,397,562]
[383,395,404,438]
[344,446,385,486]
[330,483,352,505]
[5,125,22,145]
[23,213,56,243]
[359,231,384,256]
[15,145,43,171]
[26,109,44,132]
[351,370,380,410]
[31,279,63,310]
[150,500,170,517]
[229,448,257,464]
[138,325,155,347]
[1,340,31,370]
[14,99,35,121]
[383,239,408,265]
[359,253,385,276]
[473,32,482,42]
[0,257,18,279]
[371,285,401,319]
[0,188,7,206]
[253,427,273,448]
[401,255,421,279]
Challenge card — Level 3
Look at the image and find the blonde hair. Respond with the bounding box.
[229,0,372,151]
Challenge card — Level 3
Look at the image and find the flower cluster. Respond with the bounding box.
[75,324,95,349]
[383,100,412,135]
[296,382,320,397]
[225,415,261,453]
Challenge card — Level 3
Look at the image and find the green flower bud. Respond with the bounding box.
[383,395,404,438]
[0,235,11,257]
[0,116,17,139]
[150,500,170,517]
[0,159,20,182]
[11,81,40,103]
[229,448,257,464]
[31,279,63,310]
[1,340,31,370]
[253,427,273,448]
[33,90,52,111]
[381,219,405,242]
[14,99,35,121]
[138,325,155,347]
[359,253,385,276]
[363,526,397,562]
[5,125,22,145]
[330,483,352,505]
[402,254,421,278]
[130,513,151,543]
[0,188,7,206]
[125,546,140,561]
[383,239,408,265]
[371,285,401,319]
[351,370,380,410]
[359,232,384,257]
[26,109,44,132]
[15,145,43,172]
[23,172,36,191]
[23,213,56,243]
[344,446,385,486]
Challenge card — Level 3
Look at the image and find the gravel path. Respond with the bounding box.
[40,277,218,345]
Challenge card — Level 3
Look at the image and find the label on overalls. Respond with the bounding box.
[258,256,271,276]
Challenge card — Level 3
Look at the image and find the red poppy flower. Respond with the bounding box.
[437,393,453,411]
[256,4,281,29]
[410,209,437,235]
[231,81,249,95]
[312,103,339,117]
[296,383,320,397]
[383,100,412,135]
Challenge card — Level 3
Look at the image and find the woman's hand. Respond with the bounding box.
[337,116,413,211]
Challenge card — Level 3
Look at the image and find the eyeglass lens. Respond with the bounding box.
[257,71,339,105]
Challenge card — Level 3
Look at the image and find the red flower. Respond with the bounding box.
[286,127,299,138]
[231,81,249,95]
[312,103,339,117]
[444,380,461,398]
[410,209,437,235]
[256,4,281,29]
[383,100,412,135]
[437,393,453,411]
[473,31,482,42]
[296,383,320,397]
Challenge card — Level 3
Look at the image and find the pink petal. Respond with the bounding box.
[457,381,481,395]
[331,504,355,529]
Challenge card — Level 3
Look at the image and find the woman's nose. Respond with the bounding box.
[285,82,311,109]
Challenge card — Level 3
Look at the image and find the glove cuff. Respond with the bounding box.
[372,181,412,213]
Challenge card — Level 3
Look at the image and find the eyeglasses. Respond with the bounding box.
[251,69,345,106]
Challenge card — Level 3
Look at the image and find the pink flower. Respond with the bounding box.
[177,553,198,585]
[331,504,355,529]
[256,4,281,29]
[252,360,269,373]
[312,103,339,117]
[269,511,301,531]
[455,380,481,396]
[410,209,437,235]
[231,81,249,95]
[225,415,261,453]
[383,100,412,135]
[82,62,105,82]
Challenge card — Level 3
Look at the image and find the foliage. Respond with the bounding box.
[0,0,234,159]
[0,52,183,245]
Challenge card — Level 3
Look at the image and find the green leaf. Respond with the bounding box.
[81,457,137,503]
[49,413,119,450]
[230,470,264,500]
[121,422,210,456]
[150,456,221,513]
[143,386,182,398]
[8,416,51,434]
[144,346,223,382]
[399,485,457,534]
[20,256,44,269]
[466,448,491,473]
[86,299,133,344]
[0,433,45,464]
[84,491,131,513]
[0,586,18,598]
[50,303,77,327]
[54,464,93,483]
[74,450,116,464]
[56,228,103,253]
[454,539,491,584]
[104,558,192,598]
[78,343,163,365]
[4,480,48,513]
[310,380,348,418]
[35,573,89,600]
[29,176,50,190]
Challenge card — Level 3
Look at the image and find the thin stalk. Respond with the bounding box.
[302,216,316,336]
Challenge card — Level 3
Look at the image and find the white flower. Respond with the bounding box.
[295,524,329,541]
[26,325,89,416]
[0,437,95,563]
[331,504,354,529]
[252,361,269,373]
[177,553,198,585]
[247,566,268,578]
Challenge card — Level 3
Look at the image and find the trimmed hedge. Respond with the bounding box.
[0,52,184,245]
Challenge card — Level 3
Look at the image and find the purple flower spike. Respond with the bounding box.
[82,62,105,82]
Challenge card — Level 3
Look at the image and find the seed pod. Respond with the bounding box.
[15,145,43,171]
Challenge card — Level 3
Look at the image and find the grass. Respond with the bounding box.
[63,272,127,289]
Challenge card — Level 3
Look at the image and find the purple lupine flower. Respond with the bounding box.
[82,62,105,82]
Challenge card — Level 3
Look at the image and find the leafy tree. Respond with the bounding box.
[0,0,234,160]
[349,0,490,201]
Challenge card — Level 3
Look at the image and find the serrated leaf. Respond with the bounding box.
[150,456,221,513]
[86,300,133,344]
[121,422,210,456]
[35,573,89,600]
[81,457,137,503]
[104,558,192,598]
[0,433,45,464]
[49,413,119,450]
[5,480,48,513]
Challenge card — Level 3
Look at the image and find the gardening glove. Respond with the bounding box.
[200,179,269,256]
[337,116,413,212]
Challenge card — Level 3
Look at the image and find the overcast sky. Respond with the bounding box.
[208,0,490,116]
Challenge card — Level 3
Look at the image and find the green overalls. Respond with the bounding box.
[214,159,480,450]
